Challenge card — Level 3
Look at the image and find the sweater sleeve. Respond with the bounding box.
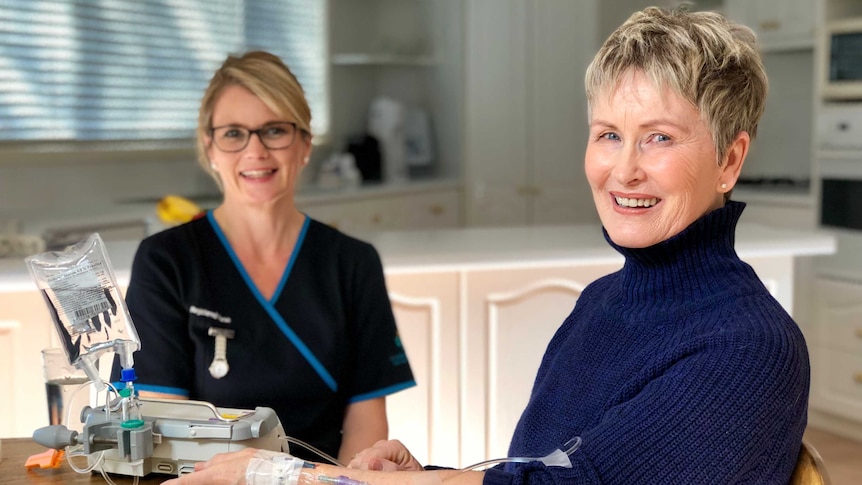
[484,312,809,484]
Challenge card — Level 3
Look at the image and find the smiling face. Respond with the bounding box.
[205,84,311,208]
[585,70,748,248]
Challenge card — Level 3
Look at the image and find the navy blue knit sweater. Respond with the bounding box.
[483,201,809,484]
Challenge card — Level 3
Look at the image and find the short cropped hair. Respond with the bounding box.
[585,6,768,166]
[196,51,312,188]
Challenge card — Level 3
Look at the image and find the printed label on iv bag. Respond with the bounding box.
[43,259,116,336]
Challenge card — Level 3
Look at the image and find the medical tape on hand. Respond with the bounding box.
[246,450,308,485]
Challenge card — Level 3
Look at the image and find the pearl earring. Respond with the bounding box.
[303,157,310,165]
[721,183,728,190]
[211,164,217,171]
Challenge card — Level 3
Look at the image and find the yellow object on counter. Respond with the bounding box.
[156,195,203,225]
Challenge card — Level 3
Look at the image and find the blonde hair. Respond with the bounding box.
[196,51,312,188]
[585,6,768,166]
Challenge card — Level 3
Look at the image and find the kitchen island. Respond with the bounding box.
[0,222,836,468]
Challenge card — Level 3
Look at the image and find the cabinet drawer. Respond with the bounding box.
[303,198,406,232]
[818,315,862,354]
[816,278,862,353]
[401,191,461,229]
[812,346,862,422]
[300,188,462,235]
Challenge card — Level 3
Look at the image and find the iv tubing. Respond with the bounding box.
[454,436,582,473]
[63,379,124,478]
[65,388,139,485]
[282,436,344,466]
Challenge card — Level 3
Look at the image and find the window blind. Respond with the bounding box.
[0,0,327,144]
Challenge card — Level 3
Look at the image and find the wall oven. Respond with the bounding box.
[817,104,862,282]
[820,18,862,100]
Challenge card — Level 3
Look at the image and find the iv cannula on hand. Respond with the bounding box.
[317,475,370,485]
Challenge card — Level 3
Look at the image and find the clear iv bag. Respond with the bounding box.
[25,233,140,389]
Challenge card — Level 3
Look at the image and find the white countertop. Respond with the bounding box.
[732,187,815,208]
[3,178,461,234]
[363,222,836,273]
[0,222,836,292]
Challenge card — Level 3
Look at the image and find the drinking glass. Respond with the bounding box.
[41,348,90,432]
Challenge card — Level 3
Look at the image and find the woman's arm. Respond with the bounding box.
[160,448,486,485]
[338,397,388,464]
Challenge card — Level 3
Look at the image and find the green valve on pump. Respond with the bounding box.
[119,388,144,429]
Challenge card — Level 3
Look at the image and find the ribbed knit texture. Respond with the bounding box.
[483,201,809,485]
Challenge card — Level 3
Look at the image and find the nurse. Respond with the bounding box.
[111,51,415,463]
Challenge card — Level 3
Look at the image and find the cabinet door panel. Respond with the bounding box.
[384,272,460,466]
[466,185,529,228]
[0,291,56,438]
[465,0,600,226]
[725,0,814,51]
[529,0,598,226]
[742,255,795,316]
[811,278,862,425]
[816,281,862,353]
[813,347,862,422]
[460,263,620,465]
[0,319,19,436]
[464,0,529,226]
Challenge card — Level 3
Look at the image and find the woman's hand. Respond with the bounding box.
[163,447,259,485]
[347,439,425,472]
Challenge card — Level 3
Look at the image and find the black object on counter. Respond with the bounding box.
[347,135,382,183]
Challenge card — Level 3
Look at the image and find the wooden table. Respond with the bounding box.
[0,438,166,484]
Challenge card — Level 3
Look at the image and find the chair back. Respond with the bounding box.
[789,439,830,485]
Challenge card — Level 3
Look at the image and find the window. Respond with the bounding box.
[0,1,328,147]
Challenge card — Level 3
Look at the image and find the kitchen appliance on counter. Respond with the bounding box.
[367,97,436,183]
[816,104,862,282]
[368,97,407,183]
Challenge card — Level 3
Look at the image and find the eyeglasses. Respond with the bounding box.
[210,122,301,152]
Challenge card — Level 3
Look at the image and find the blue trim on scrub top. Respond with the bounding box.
[269,215,309,303]
[348,380,417,404]
[207,212,338,392]
[121,383,190,398]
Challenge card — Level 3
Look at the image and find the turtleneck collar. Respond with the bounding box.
[599,201,761,320]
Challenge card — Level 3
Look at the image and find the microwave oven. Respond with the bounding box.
[820,18,862,100]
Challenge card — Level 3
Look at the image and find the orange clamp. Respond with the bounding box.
[25,448,65,470]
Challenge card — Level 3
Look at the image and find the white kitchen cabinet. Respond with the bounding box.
[458,263,620,466]
[329,0,437,67]
[299,185,462,235]
[383,272,461,467]
[464,0,600,227]
[327,0,463,182]
[724,0,816,51]
[0,290,57,438]
[809,277,862,439]
[381,262,622,468]
[384,253,800,468]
